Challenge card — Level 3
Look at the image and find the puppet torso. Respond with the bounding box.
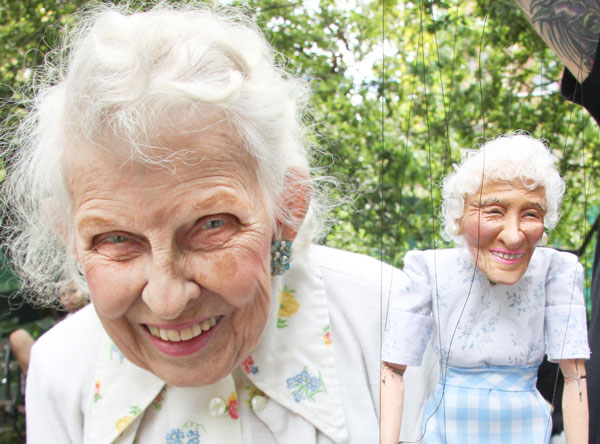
[382,247,589,368]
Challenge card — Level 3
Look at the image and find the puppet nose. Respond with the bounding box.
[499,217,525,249]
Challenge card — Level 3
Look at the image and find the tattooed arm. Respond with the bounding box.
[380,362,407,444]
[515,0,600,83]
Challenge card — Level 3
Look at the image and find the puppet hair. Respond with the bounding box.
[441,133,565,244]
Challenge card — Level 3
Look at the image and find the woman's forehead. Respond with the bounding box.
[66,117,253,174]
[480,178,545,192]
[63,125,260,202]
[468,179,547,204]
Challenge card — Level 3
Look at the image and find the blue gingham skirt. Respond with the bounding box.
[421,365,551,444]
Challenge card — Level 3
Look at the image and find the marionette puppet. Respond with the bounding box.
[381,134,590,444]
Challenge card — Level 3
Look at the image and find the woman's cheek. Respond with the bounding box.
[475,219,501,244]
[208,242,271,308]
[85,261,142,319]
[460,214,480,245]
[223,259,270,306]
[527,221,545,241]
[462,215,500,246]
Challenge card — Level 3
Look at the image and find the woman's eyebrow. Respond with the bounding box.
[470,197,503,208]
[480,197,503,206]
[76,215,120,231]
[190,191,242,210]
[471,198,546,212]
[530,202,546,212]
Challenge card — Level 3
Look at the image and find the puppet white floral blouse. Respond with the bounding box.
[382,247,590,368]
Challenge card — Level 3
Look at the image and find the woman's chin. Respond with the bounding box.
[149,358,235,387]
[485,268,526,285]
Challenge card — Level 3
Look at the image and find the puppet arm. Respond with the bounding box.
[559,358,588,444]
[380,362,406,444]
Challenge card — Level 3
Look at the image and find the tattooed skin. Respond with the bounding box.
[516,0,600,82]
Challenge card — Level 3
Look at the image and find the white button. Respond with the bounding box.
[251,395,267,412]
[208,397,227,416]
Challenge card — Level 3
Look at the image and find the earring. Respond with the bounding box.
[271,240,293,276]
[448,223,459,236]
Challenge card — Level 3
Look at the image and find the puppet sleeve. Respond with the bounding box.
[382,250,436,366]
[544,250,590,362]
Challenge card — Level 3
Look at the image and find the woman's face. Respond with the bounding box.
[67,124,275,387]
[458,180,546,285]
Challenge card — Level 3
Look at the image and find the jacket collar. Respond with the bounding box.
[243,245,348,442]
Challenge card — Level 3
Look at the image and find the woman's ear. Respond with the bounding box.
[278,167,311,241]
[454,218,463,236]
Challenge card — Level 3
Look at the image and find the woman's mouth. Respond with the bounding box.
[490,249,525,264]
[147,316,219,342]
[144,315,222,356]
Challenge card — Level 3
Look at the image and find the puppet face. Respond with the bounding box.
[459,180,546,285]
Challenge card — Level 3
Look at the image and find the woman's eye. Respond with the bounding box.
[191,214,238,247]
[485,208,503,215]
[201,218,226,230]
[524,211,541,219]
[105,234,129,243]
[93,232,142,260]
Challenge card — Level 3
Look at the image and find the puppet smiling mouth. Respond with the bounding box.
[146,316,221,342]
[490,250,525,262]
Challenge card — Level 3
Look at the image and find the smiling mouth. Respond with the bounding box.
[491,251,525,261]
[146,315,221,342]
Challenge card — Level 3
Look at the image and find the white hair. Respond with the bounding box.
[441,133,565,243]
[1,2,327,306]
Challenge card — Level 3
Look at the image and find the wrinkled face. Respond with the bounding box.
[66,124,274,387]
[458,180,546,285]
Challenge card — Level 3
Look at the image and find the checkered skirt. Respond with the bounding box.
[420,365,551,444]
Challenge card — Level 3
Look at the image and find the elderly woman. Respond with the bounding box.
[1,4,393,443]
[380,134,590,444]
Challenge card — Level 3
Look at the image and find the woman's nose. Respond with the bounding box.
[499,216,525,248]
[141,254,201,320]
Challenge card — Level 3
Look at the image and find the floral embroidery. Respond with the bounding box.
[227,391,239,419]
[93,380,102,403]
[185,430,200,444]
[507,289,528,316]
[286,366,327,402]
[182,420,205,431]
[245,385,266,409]
[277,286,299,328]
[165,429,184,444]
[151,386,167,410]
[110,342,125,363]
[115,405,141,433]
[323,325,332,346]
[165,422,205,444]
[241,355,259,374]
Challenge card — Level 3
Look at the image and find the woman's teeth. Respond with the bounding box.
[493,251,524,260]
[148,316,219,342]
